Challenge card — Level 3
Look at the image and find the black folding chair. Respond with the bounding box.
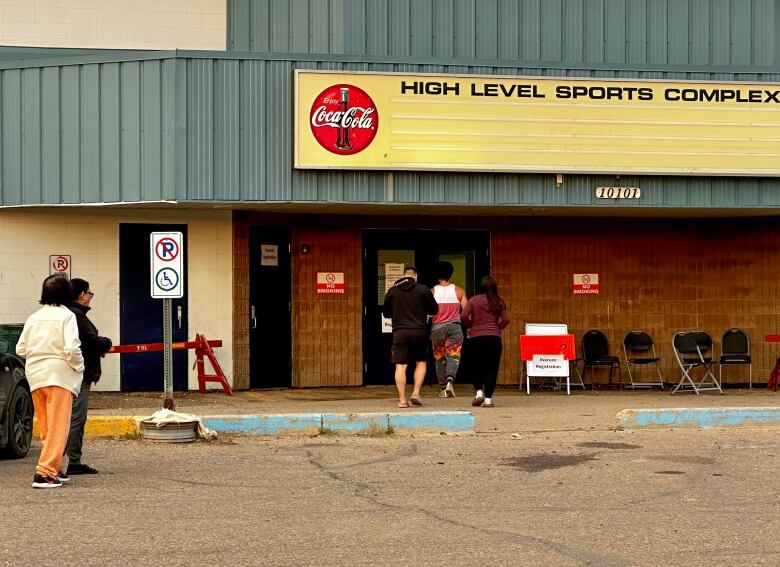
[622,331,664,389]
[671,332,722,394]
[582,330,621,389]
[719,328,752,389]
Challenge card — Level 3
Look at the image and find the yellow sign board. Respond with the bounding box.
[295,70,780,176]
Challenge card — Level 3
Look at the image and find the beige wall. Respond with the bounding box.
[0,0,225,50]
[0,208,233,392]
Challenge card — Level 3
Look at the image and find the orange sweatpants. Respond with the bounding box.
[31,386,74,478]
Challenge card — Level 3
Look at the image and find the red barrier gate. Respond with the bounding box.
[108,334,232,395]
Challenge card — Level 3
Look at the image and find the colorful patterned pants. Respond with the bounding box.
[431,322,464,386]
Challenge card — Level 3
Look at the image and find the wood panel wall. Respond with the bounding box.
[234,213,779,389]
[231,219,249,389]
[291,222,363,387]
[493,217,780,386]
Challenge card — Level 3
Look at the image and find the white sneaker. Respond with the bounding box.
[445,381,456,398]
[439,389,449,398]
[56,471,72,484]
[32,474,62,489]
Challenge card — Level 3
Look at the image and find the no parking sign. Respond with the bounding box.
[150,232,184,298]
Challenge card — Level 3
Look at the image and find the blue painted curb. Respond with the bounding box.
[617,407,780,430]
[202,414,321,435]
[389,411,475,433]
[322,412,389,433]
[201,411,475,436]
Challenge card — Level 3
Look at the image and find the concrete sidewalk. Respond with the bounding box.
[80,384,780,437]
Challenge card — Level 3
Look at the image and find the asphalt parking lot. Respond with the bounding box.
[2,427,779,566]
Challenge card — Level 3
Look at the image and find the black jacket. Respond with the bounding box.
[68,302,113,384]
[382,277,439,331]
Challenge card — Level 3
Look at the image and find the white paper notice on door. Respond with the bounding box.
[261,244,278,266]
[381,263,406,333]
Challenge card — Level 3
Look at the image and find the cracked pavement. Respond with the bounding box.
[2,427,779,566]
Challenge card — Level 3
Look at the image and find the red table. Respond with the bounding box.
[519,334,576,394]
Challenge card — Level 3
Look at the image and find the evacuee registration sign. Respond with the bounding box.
[295,70,780,176]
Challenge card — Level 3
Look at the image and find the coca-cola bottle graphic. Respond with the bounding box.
[336,87,353,151]
[310,83,378,155]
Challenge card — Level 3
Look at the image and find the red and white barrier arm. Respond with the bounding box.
[107,340,223,354]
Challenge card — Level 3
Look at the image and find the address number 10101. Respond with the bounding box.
[595,186,641,199]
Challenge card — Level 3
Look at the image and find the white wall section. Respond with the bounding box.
[0,208,233,392]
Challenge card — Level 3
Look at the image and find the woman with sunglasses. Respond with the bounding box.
[65,278,113,476]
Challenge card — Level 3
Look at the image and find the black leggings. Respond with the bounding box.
[458,336,503,398]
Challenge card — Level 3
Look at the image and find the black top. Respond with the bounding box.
[68,302,113,384]
[382,277,439,331]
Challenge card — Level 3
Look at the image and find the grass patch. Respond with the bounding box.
[118,431,140,440]
[363,422,394,437]
[318,426,337,436]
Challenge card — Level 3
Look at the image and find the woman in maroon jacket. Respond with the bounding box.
[459,276,510,407]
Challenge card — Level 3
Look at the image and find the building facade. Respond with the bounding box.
[2,0,779,391]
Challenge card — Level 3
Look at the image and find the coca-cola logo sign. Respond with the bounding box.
[310,84,378,155]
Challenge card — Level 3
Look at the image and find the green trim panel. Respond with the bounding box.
[228,0,777,68]
[2,53,780,209]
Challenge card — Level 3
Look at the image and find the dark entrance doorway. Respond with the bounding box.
[249,227,292,388]
[119,223,188,391]
[362,229,491,385]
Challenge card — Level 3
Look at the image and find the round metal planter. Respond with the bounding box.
[139,419,198,443]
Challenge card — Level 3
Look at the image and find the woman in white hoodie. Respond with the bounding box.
[16,275,84,489]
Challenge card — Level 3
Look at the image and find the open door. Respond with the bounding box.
[362,229,490,385]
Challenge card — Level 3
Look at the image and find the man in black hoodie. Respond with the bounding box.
[382,267,439,407]
[65,278,113,475]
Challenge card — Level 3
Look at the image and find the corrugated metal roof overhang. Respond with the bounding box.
[2,200,779,219]
[2,48,780,212]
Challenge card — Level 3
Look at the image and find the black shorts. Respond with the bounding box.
[391,329,430,364]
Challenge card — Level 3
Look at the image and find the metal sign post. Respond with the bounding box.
[150,232,184,410]
[162,298,174,410]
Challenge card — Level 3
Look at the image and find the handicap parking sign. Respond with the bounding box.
[150,232,184,298]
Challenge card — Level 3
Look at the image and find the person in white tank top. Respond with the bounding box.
[430,261,467,397]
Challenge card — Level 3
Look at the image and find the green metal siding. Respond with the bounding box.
[1,59,179,205]
[2,53,780,209]
[228,0,777,68]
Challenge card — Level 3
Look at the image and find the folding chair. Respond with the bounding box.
[536,359,586,391]
[569,358,586,390]
[671,332,723,394]
[719,328,752,389]
[582,330,621,389]
[536,373,561,391]
[622,331,664,389]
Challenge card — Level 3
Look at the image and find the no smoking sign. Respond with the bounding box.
[316,272,345,295]
[573,273,599,295]
[150,232,184,298]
